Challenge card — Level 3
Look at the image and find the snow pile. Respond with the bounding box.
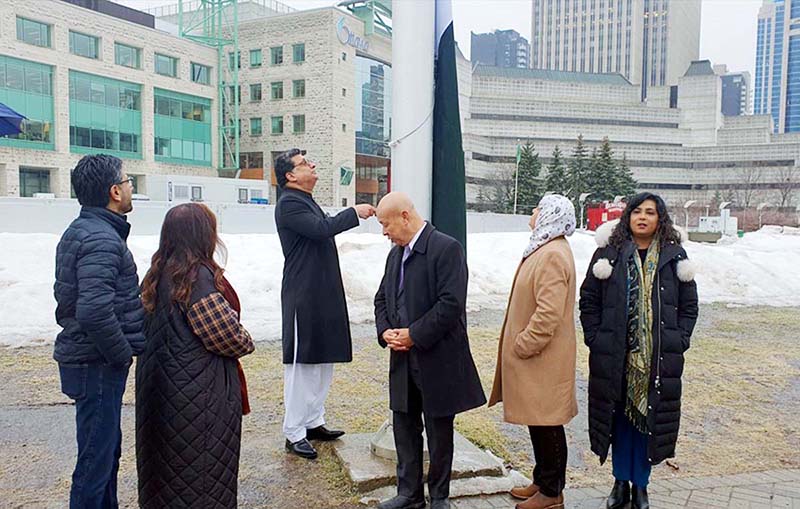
[1,228,798,347]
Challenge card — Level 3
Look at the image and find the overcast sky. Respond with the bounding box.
[119,0,764,78]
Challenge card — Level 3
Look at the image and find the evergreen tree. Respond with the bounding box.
[568,135,589,198]
[512,142,543,213]
[615,154,637,197]
[545,145,570,195]
[594,138,619,200]
[568,135,590,214]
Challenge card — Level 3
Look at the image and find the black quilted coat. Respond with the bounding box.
[579,231,698,466]
[136,267,243,508]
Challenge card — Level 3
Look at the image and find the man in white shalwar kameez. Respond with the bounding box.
[273,148,375,459]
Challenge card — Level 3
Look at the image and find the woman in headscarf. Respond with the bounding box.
[579,192,698,509]
[489,194,578,509]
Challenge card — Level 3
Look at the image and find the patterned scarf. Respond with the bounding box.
[624,237,660,433]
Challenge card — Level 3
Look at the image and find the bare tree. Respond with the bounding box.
[734,166,763,230]
[776,165,799,208]
[489,167,516,214]
[735,166,763,210]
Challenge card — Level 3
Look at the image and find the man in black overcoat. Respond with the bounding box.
[274,148,375,459]
[374,192,486,509]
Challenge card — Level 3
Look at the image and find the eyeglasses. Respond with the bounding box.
[115,177,135,187]
[292,158,314,170]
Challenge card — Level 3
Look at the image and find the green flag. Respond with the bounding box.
[432,0,467,249]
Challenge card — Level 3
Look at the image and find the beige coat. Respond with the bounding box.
[488,237,578,426]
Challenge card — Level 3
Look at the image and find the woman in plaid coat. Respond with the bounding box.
[136,203,255,509]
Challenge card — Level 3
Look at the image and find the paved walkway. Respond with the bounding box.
[450,470,800,509]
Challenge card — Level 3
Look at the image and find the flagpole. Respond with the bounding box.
[390,0,435,219]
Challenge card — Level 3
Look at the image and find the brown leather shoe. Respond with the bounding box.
[515,492,564,509]
[510,483,540,500]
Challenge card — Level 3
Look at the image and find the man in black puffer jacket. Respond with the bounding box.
[53,154,145,509]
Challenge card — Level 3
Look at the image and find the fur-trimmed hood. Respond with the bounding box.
[591,219,696,282]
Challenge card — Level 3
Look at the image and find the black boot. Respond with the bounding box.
[607,479,630,509]
[631,485,649,509]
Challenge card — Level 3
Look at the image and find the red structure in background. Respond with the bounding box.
[587,201,626,231]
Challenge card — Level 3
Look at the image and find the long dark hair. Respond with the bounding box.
[141,203,227,313]
[608,192,681,249]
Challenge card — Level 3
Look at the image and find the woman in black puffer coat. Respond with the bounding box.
[579,193,698,509]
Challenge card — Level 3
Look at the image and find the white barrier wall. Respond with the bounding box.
[0,198,532,235]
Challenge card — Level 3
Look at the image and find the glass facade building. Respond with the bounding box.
[69,70,142,158]
[755,0,800,132]
[0,55,54,151]
[354,55,391,205]
[153,88,212,167]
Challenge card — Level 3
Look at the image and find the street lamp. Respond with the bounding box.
[579,192,592,230]
[683,200,697,231]
[757,202,771,229]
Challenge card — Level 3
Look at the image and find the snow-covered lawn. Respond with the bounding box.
[1,228,798,347]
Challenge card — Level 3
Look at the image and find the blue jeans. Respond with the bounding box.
[611,410,652,488]
[59,362,130,509]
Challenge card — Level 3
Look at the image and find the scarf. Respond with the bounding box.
[624,237,660,433]
[522,194,576,258]
[217,273,251,417]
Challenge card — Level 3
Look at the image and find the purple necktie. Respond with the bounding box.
[398,245,411,292]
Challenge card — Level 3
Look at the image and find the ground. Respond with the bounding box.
[0,304,798,508]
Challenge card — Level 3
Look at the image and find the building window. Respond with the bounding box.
[69,31,100,59]
[16,17,51,48]
[250,83,262,101]
[250,117,262,136]
[153,88,212,166]
[155,53,178,77]
[250,49,262,67]
[293,114,305,133]
[292,79,306,98]
[293,43,306,63]
[271,116,284,134]
[270,46,283,65]
[19,168,50,197]
[228,85,241,102]
[228,51,241,70]
[191,62,210,85]
[271,81,283,100]
[114,43,141,69]
[239,151,264,169]
[0,56,55,150]
[68,71,142,157]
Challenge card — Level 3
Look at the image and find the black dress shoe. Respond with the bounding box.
[306,425,345,441]
[430,498,450,509]
[285,438,317,460]
[632,485,649,509]
[607,479,630,509]
[376,495,426,509]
